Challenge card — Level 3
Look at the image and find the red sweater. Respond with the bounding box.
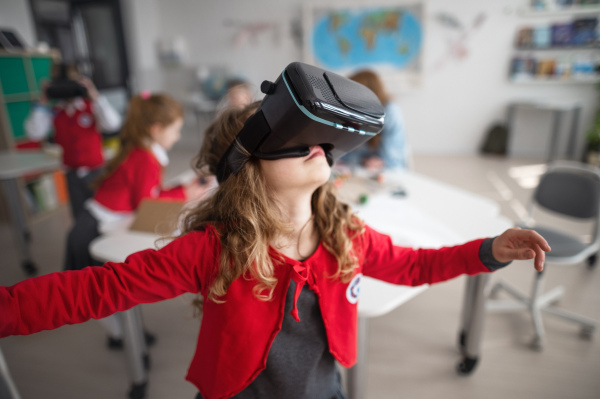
[0,224,491,399]
[93,147,185,212]
[53,99,104,169]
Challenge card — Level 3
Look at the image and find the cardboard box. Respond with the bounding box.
[129,198,185,236]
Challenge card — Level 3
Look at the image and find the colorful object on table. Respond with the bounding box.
[376,173,386,183]
[359,193,369,204]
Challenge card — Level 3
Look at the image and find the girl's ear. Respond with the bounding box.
[148,123,163,141]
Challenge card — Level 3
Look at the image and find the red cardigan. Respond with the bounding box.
[0,224,490,399]
[53,99,104,169]
[93,147,185,212]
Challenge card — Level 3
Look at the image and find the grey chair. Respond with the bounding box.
[487,161,598,350]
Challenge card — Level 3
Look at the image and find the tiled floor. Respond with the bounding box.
[1,132,599,398]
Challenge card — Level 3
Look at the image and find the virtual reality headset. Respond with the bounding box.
[216,62,385,183]
[45,64,88,100]
[46,79,87,100]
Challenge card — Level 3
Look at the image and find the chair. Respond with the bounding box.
[487,161,598,350]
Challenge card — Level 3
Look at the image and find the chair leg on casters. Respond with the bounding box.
[529,270,546,351]
[530,306,546,351]
[541,306,597,340]
[488,268,596,349]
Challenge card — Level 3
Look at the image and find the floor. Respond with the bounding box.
[1,128,599,399]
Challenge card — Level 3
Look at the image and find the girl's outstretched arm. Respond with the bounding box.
[361,225,549,286]
[0,228,218,338]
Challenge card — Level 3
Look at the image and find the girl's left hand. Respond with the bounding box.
[492,227,551,272]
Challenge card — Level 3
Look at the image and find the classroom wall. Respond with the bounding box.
[121,0,597,157]
[0,0,36,49]
[6,0,597,157]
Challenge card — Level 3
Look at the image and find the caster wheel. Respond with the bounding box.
[143,354,151,371]
[128,382,147,399]
[22,261,38,276]
[587,254,597,269]
[458,330,467,354]
[456,356,478,375]
[580,325,595,340]
[530,336,544,351]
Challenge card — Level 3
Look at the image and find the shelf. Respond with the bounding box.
[509,76,600,84]
[514,45,599,51]
[518,5,600,17]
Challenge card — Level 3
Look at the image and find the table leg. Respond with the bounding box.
[119,308,148,399]
[457,274,490,375]
[0,178,36,275]
[347,316,369,399]
[458,276,476,353]
[0,347,21,399]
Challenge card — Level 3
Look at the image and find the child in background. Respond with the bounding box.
[217,79,254,113]
[342,70,408,170]
[25,63,122,219]
[65,92,208,349]
[1,101,549,398]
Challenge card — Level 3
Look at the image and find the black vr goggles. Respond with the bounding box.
[45,65,88,100]
[216,62,385,183]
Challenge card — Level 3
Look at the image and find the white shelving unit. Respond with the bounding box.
[517,5,600,17]
[510,76,600,84]
[509,4,599,85]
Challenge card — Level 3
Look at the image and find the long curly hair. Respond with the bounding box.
[181,101,364,307]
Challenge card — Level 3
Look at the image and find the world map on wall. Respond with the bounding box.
[311,8,423,70]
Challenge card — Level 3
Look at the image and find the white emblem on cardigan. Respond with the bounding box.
[77,113,93,128]
[346,273,362,304]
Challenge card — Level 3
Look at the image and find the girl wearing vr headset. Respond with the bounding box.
[64,92,208,350]
[2,90,549,398]
[25,63,122,219]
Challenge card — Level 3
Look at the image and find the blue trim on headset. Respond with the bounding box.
[282,71,375,137]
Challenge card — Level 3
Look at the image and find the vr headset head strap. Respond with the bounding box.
[216,110,271,183]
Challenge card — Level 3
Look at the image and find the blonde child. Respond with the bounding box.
[1,101,549,398]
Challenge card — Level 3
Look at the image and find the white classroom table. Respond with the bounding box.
[90,169,512,399]
[0,151,60,276]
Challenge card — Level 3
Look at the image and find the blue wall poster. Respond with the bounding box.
[307,4,424,74]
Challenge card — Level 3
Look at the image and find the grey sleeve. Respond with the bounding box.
[479,237,511,271]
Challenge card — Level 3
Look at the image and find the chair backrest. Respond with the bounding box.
[533,163,600,220]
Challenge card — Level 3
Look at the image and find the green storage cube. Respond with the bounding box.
[0,57,30,95]
[31,57,53,91]
[5,101,32,139]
